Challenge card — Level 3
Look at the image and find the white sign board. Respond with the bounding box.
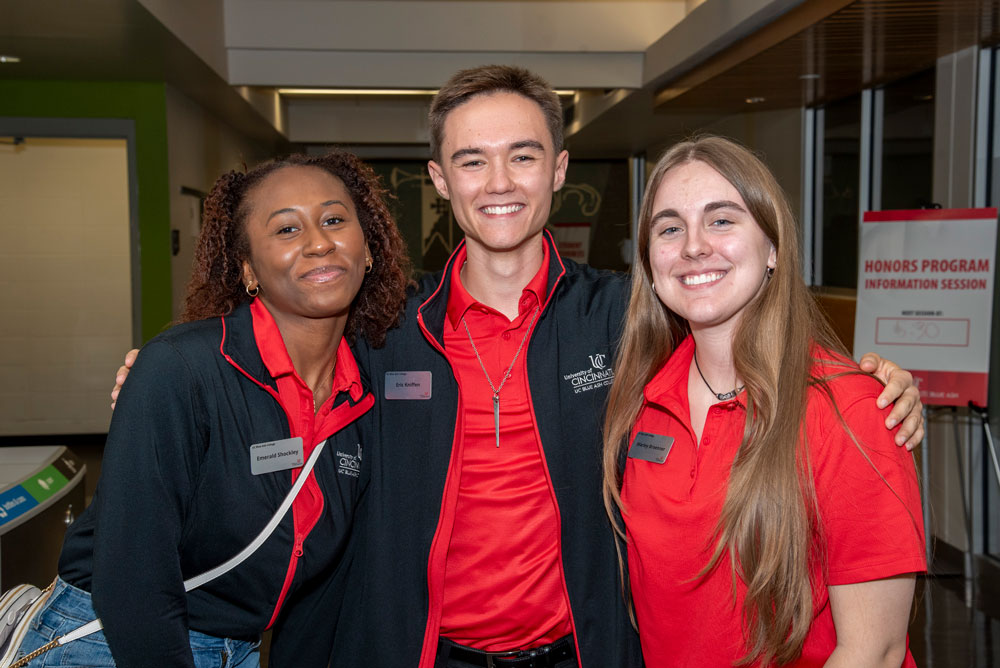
[854,208,997,406]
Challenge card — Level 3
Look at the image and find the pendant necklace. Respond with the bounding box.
[693,352,744,401]
[312,364,337,413]
[462,306,540,447]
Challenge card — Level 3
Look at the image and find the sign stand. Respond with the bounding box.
[969,402,1000,491]
[956,406,975,602]
[964,402,1000,600]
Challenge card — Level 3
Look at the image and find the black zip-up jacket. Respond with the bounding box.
[58,303,372,668]
[298,234,642,668]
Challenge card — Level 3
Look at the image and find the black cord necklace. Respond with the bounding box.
[693,352,744,401]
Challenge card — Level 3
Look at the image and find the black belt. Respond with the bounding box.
[438,635,576,668]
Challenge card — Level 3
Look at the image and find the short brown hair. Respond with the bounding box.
[429,65,563,162]
[182,151,411,348]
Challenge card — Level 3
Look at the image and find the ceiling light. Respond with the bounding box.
[745,96,766,104]
[279,88,436,97]
[0,55,21,64]
[799,73,820,80]
[277,87,576,98]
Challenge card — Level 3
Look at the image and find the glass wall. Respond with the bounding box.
[818,94,861,289]
[815,70,936,290]
[880,69,936,210]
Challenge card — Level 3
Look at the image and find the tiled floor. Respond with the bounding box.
[911,576,1000,667]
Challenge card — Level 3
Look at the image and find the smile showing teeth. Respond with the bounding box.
[681,272,725,286]
[481,204,524,215]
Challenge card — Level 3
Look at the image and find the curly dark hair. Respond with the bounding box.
[181,151,412,347]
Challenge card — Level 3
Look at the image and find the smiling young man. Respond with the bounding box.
[298,67,640,668]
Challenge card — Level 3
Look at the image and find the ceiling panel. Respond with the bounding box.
[0,0,287,148]
[654,0,1000,114]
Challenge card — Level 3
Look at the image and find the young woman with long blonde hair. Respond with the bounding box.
[603,136,925,667]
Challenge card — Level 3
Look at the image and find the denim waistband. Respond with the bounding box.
[43,577,259,661]
[44,577,97,623]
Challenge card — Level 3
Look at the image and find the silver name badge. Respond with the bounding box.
[250,437,304,475]
[627,431,674,464]
[384,371,432,400]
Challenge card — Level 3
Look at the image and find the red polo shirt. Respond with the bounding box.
[437,244,573,650]
[250,298,365,626]
[622,336,925,667]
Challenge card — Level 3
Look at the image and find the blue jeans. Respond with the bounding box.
[14,578,260,668]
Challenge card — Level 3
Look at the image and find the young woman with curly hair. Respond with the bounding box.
[603,136,925,667]
[11,151,410,668]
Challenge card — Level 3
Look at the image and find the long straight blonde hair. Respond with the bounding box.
[603,136,848,665]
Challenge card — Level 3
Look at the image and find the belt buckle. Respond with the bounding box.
[484,648,524,668]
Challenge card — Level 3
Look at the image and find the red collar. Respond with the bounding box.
[444,241,551,330]
[249,298,363,402]
[644,335,747,415]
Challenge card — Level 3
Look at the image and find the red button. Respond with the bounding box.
[702,437,710,445]
[690,468,696,478]
[502,332,511,340]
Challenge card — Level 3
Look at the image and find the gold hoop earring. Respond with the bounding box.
[365,257,373,274]
[246,282,259,297]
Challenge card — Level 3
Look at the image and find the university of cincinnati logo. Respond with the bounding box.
[336,444,362,478]
[563,353,615,394]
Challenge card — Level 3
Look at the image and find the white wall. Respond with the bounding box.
[705,108,805,216]
[0,138,132,435]
[137,0,228,79]
[647,108,805,218]
[165,84,273,319]
[224,0,684,88]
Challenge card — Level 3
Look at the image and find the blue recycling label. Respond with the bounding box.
[0,485,40,527]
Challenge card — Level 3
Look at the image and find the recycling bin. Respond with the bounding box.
[0,445,86,590]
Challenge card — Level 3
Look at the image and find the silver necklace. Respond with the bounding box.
[462,306,540,448]
[693,352,744,401]
[311,365,337,413]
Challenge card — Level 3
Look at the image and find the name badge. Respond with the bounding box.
[627,431,674,464]
[384,371,432,400]
[250,437,304,475]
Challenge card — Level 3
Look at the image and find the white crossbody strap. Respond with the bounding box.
[183,439,327,590]
[55,439,328,646]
